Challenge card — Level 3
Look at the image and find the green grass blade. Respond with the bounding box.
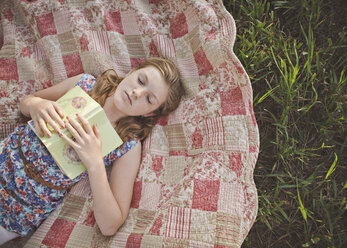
[325,153,338,180]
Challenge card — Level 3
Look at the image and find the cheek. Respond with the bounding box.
[113,91,122,106]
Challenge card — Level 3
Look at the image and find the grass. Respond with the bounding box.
[222,0,346,247]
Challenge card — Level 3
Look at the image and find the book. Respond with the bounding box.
[28,86,123,179]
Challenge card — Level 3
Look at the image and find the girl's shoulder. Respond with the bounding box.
[75,74,97,93]
[103,138,139,166]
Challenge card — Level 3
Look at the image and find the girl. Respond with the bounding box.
[0,57,183,245]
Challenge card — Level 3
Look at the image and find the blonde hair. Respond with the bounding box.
[90,57,183,142]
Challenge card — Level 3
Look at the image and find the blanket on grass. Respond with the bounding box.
[0,0,259,247]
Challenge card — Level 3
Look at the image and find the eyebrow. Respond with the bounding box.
[143,72,159,104]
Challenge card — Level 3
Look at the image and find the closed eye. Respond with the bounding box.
[138,77,145,86]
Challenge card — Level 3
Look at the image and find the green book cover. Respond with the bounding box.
[28,86,123,179]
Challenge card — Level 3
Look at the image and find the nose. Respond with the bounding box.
[132,87,146,98]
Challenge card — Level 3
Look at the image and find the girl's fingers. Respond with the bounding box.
[93,124,100,139]
[66,116,85,136]
[49,108,65,129]
[53,102,64,118]
[38,119,52,137]
[45,116,62,135]
[33,119,43,137]
[76,114,92,134]
[58,130,76,148]
[65,119,82,143]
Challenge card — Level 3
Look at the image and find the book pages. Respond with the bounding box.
[28,86,123,179]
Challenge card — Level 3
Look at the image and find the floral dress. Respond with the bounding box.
[0,74,138,236]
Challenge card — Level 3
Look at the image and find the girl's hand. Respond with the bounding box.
[60,114,103,170]
[28,96,65,137]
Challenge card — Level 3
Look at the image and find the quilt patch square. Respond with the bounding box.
[176,56,199,78]
[105,11,124,34]
[58,31,78,55]
[192,179,220,212]
[194,46,213,76]
[170,12,188,39]
[126,233,144,247]
[58,194,86,223]
[89,31,111,55]
[125,35,146,58]
[51,55,67,80]
[215,212,242,247]
[164,206,192,239]
[35,13,57,37]
[218,181,244,214]
[163,237,190,247]
[62,53,84,77]
[204,41,225,69]
[17,58,35,81]
[164,124,188,156]
[141,235,164,247]
[220,86,247,116]
[189,210,217,244]
[111,232,129,247]
[130,181,142,209]
[53,10,72,34]
[223,116,249,152]
[121,11,140,35]
[185,26,201,53]
[203,117,225,147]
[42,218,76,248]
[0,58,18,80]
[185,7,200,32]
[65,0,87,7]
[64,224,94,247]
[143,125,169,156]
[139,182,161,211]
[132,209,156,234]
[3,23,15,44]
[163,156,186,185]
[34,40,48,61]
[189,240,215,248]
[149,213,164,236]
[155,34,176,57]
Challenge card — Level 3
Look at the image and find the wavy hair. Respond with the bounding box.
[90,57,184,142]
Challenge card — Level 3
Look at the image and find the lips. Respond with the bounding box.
[125,91,132,105]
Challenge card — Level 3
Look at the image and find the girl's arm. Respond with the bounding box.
[60,115,141,235]
[89,142,141,235]
[20,74,83,136]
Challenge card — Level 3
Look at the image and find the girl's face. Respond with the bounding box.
[112,66,169,117]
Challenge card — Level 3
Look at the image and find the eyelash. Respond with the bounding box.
[138,78,144,86]
[138,77,151,104]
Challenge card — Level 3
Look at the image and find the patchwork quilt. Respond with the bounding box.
[0,0,259,247]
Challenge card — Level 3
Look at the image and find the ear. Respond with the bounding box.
[143,112,155,117]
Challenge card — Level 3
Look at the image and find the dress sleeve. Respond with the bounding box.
[103,138,139,167]
[75,74,96,93]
